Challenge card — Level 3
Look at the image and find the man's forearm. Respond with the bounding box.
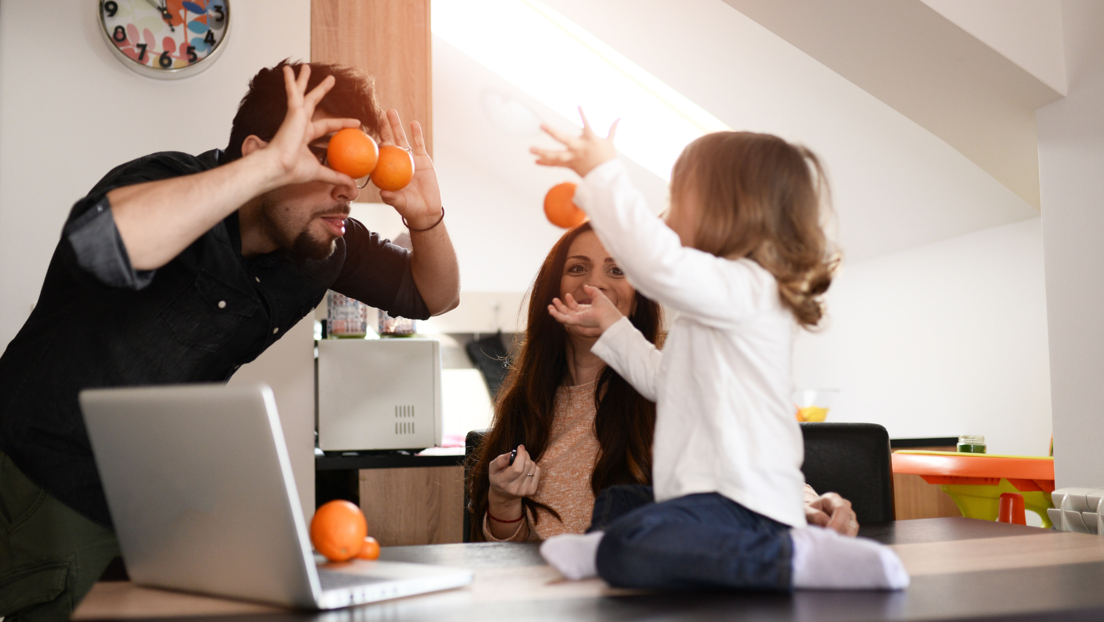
[409,218,460,316]
[109,153,280,270]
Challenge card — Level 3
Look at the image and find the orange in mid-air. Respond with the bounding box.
[371,145,415,191]
[326,128,378,179]
[310,500,368,562]
[544,182,587,229]
[355,536,381,561]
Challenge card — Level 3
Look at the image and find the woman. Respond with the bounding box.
[467,223,857,542]
[468,222,660,541]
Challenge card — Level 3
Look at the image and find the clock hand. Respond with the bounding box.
[142,0,175,32]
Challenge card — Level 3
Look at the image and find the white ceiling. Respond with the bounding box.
[723,0,1065,209]
[430,0,1044,292]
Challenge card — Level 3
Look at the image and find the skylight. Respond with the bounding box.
[432,0,730,181]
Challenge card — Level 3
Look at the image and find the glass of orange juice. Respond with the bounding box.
[792,389,839,422]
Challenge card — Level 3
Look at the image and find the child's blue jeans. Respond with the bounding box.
[588,485,793,591]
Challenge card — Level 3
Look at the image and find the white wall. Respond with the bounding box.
[794,218,1052,457]
[1037,1,1104,488]
[0,0,311,347]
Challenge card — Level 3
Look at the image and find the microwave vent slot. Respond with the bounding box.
[395,405,415,435]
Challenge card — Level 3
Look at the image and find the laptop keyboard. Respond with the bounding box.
[318,570,390,590]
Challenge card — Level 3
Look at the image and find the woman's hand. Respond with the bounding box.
[548,285,624,337]
[487,444,541,521]
[376,109,443,230]
[531,107,619,178]
[805,492,859,537]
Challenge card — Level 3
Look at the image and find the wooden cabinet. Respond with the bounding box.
[312,0,433,203]
[892,442,963,520]
[359,466,465,545]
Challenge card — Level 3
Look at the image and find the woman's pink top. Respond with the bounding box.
[483,380,600,542]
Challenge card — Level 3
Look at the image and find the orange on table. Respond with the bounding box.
[356,536,380,561]
[310,500,368,562]
[371,145,415,191]
[327,129,378,179]
[544,182,587,229]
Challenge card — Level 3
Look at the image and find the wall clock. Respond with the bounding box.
[98,0,230,79]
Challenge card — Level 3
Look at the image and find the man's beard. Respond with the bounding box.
[291,229,338,261]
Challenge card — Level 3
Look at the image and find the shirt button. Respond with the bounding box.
[218,300,227,309]
[273,327,279,334]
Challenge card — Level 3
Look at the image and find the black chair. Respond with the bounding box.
[799,422,895,524]
[462,429,489,542]
[462,421,894,541]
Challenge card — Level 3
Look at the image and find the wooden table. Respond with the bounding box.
[74,517,1104,621]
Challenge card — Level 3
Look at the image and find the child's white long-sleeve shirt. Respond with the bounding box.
[580,160,807,528]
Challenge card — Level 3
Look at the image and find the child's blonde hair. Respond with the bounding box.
[669,131,838,328]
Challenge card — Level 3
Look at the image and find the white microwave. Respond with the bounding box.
[316,338,442,452]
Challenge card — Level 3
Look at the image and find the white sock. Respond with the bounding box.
[540,531,604,580]
[790,526,909,590]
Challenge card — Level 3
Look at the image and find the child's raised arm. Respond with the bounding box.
[547,286,662,401]
[534,114,782,327]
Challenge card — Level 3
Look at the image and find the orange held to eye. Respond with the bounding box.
[310,500,368,562]
[544,182,587,229]
[371,145,416,191]
[326,129,379,179]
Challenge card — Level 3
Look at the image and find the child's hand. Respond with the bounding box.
[548,285,624,337]
[531,107,619,178]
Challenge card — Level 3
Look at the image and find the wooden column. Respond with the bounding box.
[312,0,433,203]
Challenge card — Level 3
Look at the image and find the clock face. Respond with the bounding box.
[99,0,230,79]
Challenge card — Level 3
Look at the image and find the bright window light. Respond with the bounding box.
[432,0,730,181]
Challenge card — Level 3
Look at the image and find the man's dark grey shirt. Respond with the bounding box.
[0,149,429,527]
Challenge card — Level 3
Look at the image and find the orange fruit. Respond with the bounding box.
[326,128,379,179]
[310,500,368,562]
[371,145,415,191]
[544,183,587,229]
[355,536,380,561]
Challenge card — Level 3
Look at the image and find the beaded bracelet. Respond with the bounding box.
[487,507,524,523]
[403,207,445,232]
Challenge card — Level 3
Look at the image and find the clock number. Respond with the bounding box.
[103,1,118,17]
[159,50,173,68]
[112,25,127,42]
[204,30,216,47]
[136,43,147,62]
[187,45,198,63]
[212,5,225,23]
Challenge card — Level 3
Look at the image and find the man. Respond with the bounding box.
[0,60,459,620]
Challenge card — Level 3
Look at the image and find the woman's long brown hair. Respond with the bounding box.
[669,132,839,328]
[466,223,664,541]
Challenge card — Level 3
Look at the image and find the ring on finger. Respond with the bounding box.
[527,473,534,477]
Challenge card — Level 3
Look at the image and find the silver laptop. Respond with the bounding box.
[79,383,473,610]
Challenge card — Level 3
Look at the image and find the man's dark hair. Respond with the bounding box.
[224,59,383,162]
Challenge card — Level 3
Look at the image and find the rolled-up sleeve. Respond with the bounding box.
[63,196,155,290]
[331,218,430,320]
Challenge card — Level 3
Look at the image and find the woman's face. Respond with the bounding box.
[559,231,636,331]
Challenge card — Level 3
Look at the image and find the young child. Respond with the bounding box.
[531,113,909,591]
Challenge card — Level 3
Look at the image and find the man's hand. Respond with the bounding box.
[376,109,442,228]
[548,285,624,338]
[805,491,859,537]
[256,65,362,190]
[531,107,619,178]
